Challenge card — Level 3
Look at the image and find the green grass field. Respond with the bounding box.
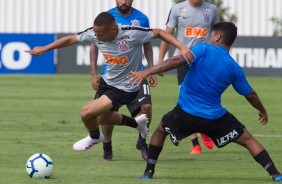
[1,74,282,184]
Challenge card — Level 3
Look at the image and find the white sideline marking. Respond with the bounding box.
[253,134,282,138]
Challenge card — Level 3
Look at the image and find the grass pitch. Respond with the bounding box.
[0,74,282,184]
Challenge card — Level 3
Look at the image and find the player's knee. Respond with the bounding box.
[80,106,92,121]
[140,104,152,116]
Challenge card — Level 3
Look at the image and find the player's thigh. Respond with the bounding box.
[81,95,113,118]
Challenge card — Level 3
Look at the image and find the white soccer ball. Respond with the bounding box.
[26,153,54,179]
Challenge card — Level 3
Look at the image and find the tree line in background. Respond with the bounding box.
[173,0,282,36]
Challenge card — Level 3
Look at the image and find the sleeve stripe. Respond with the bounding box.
[121,26,153,32]
[77,27,92,35]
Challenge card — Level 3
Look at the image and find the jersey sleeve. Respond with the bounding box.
[232,67,253,96]
[190,44,206,64]
[166,5,178,29]
[132,28,153,44]
[76,27,96,43]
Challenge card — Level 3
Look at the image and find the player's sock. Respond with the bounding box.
[89,128,100,139]
[103,141,112,152]
[254,149,280,176]
[144,144,163,173]
[120,114,138,128]
[191,137,200,146]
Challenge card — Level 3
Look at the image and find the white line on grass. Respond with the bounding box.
[253,134,282,138]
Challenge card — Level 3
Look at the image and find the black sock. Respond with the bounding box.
[191,137,200,147]
[103,141,112,152]
[145,144,163,173]
[254,149,280,176]
[89,128,100,139]
[120,114,138,128]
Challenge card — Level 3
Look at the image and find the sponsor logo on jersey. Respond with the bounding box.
[216,130,239,147]
[131,19,140,27]
[102,53,129,65]
[120,35,130,40]
[203,13,211,23]
[185,27,208,37]
[117,40,129,53]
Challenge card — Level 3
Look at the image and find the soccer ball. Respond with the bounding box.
[26,153,54,179]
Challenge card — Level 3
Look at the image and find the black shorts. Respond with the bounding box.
[161,105,245,148]
[126,80,152,117]
[94,78,138,111]
[177,65,189,86]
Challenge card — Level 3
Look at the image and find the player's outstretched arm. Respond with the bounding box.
[129,55,186,86]
[25,34,79,56]
[245,90,268,125]
[152,28,194,64]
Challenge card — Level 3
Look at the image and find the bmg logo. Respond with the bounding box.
[0,42,32,70]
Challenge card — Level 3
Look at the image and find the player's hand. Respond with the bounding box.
[25,46,47,56]
[91,74,100,90]
[258,111,268,125]
[148,75,158,87]
[178,47,195,64]
[128,70,149,86]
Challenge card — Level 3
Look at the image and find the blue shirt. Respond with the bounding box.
[178,43,252,119]
[108,7,150,27]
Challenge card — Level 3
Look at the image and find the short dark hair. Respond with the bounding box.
[212,22,237,46]
[94,12,115,26]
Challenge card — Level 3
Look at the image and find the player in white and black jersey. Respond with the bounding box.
[25,12,193,155]
[90,0,154,161]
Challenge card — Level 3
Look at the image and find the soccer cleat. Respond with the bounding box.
[200,133,214,149]
[189,145,202,155]
[272,173,282,182]
[103,151,113,161]
[138,170,154,180]
[135,114,149,139]
[136,143,148,161]
[73,134,104,151]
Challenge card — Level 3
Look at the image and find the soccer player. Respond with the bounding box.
[90,0,154,161]
[25,12,193,156]
[129,22,282,182]
[158,0,220,154]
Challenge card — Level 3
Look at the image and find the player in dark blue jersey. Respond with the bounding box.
[129,22,282,182]
[90,0,154,161]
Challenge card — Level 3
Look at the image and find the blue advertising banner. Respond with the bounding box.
[0,34,55,74]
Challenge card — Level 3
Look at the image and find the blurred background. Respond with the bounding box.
[1,0,282,75]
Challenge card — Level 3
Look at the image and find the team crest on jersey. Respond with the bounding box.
[117,40,129,53]
[131,19,140,27]
[202,13,211,23]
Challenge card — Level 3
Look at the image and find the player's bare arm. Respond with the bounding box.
[152,28,193,63]
[245,90,268,125]
[25,34,79,56]
[143,42,157,87]
[157,26,175,65]
[129,55,186,86]
[90,43,100,90]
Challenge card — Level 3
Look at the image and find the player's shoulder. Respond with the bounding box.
[131,8,148,18]
[203,1,218,11]
[107,7,117,14]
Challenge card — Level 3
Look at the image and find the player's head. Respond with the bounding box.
[93,12,118,42]
[189,0,204,6]
[210,22,237,47]
[116,0,133,14]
